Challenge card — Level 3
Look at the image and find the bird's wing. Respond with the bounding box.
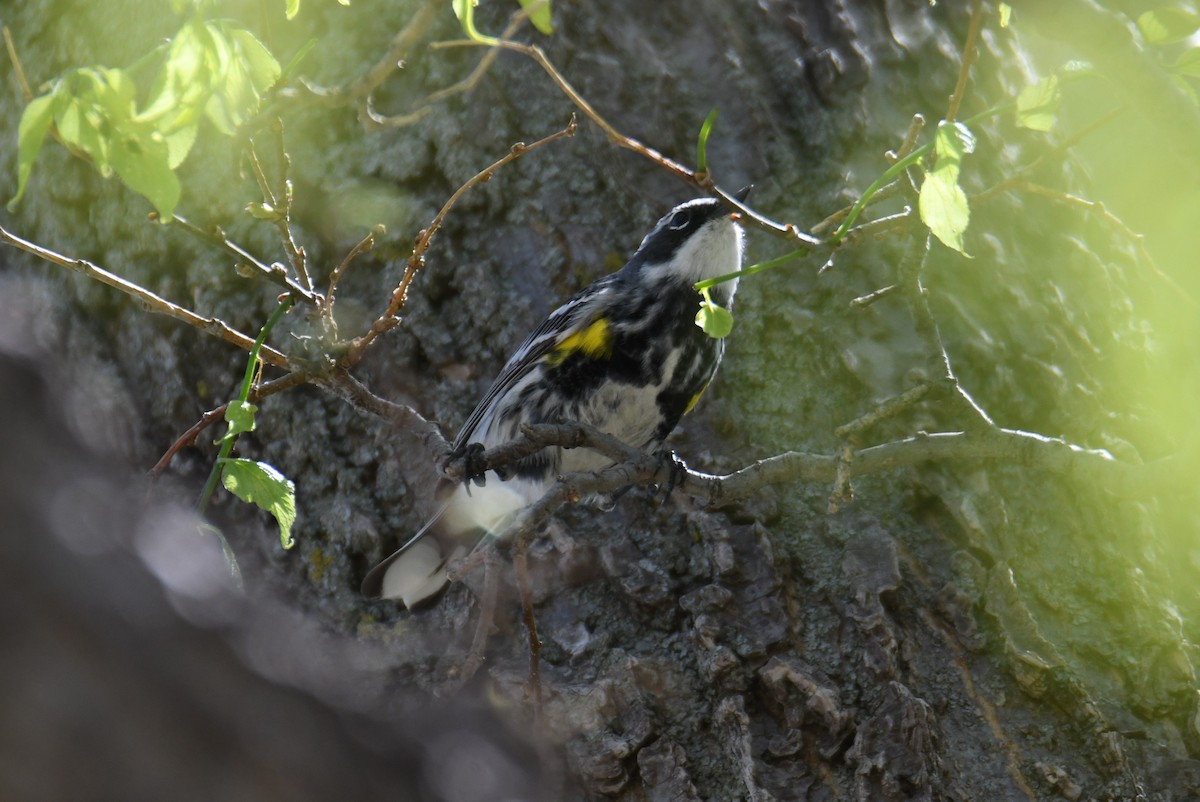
[452,276,616,448]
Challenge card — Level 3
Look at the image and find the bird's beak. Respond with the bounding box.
[734,185,753,202]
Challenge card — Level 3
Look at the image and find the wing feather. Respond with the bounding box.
[452,277,616,448]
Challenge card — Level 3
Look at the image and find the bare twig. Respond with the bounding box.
[327,224,385,308]
[435,36,820,248]
[835,382,936,442]
[300,0,442,106]
[973,106,1125,205]
[946,0,985,123]
[1013,181,1193,306]
[0,225,289,367]
[429,420,1173,534]
[3,25,32,101]
[888,113,927,165]
[247,133,312,292]
[315,368,450,458]
[165,213,322,305]
[850,284,898,308]
[151,372,307,477]
[365,7,529,129]
[454,546,501,689]
[343,116,579,365]
[811,180,907,237]
[514,545,542,715]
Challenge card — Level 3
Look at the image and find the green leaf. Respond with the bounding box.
[224,400,258,438]
[919,168,971,255]
[999,3,1012,27]
[1174,47,1200,78]
[1138,7,1200,45]
[920,119,973,254]
[1016,74,1060,132]
[281,37,319,81]
[286,0,301,19]
[230,27,282,93]
[220,458,297,549]
[519,0,553,34]
[695,296,734,339]
[9,92,60,210]
[109,124,181,218]
[696,107,719,174]
[934,119,975,166]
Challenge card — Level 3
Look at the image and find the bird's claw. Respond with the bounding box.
[654,449,688,504]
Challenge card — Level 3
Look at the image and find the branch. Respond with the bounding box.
[314,369,451,459]
[165,213,322,305]
[429,422,1180,551]
[298,0,442,109]
[0,225,289,368]
[342,116,579,366]
[151,372,307,477]
[434,34,820,249]
[945,0,985,123]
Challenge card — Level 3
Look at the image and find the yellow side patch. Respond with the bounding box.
[684,379,712,415]
[546,317,613,366]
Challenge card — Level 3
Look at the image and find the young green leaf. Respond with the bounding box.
[109,125,181,218]
[1137,7,1200,45]
[919,169,971,254]
[999,3,1012,27]
[224,400,258,439]
[695,290,734,339]
[1174,47,1200,78]
[1016,75,1060,132]
[220,458,297,549]
[919,119,974,255]
[286,0,301,19]
[519,0,554,34]
[696,108,719,175]
[8,92,59,210]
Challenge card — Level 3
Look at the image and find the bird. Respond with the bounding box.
[362,191,747,607]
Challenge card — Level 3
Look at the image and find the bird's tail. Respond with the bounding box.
[361,479,532,608]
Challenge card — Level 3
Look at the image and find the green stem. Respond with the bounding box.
[695,247,810,291]
[197,296,294,516]
[830,100,1015,243]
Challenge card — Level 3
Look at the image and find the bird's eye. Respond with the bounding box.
[668,209,692,230]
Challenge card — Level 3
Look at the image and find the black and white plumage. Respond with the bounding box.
[362,195,746,606]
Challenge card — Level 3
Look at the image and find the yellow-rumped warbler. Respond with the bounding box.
[362,193,746,606]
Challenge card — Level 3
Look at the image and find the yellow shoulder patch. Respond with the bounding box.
[546,317,613,366]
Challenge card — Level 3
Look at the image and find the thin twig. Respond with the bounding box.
[946,0,985,123]
[343,116,579,366]
[435,36,820,248]
[811,180,907,236]
[328,224,385,307]
[151,372,307,477]
[3,25,32,101]
[315,368,451,458]
[1016,182,1194,306]
[888,114,927,165]
[0,225,289,367]
[455,546,500,688]
[973,106,1126,205]
[850,284,898,308]
[165,213,322,305]
[365,7,529,129]
[514,545,542,716]
[300,0,442,105]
